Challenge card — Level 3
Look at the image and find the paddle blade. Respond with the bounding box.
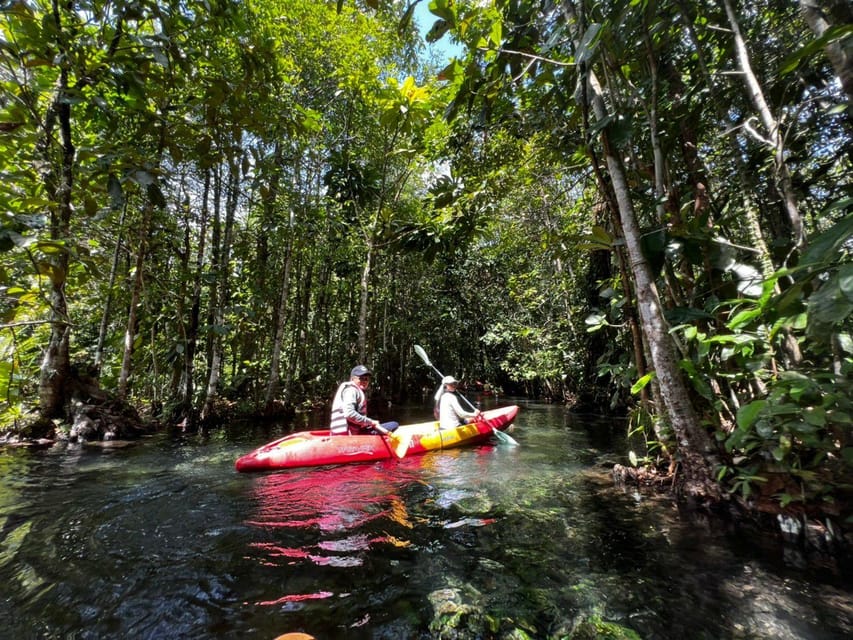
[390,432,413,458]
[493,428,519,446]
[414,344,431,366]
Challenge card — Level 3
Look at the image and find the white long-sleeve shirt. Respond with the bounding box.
[438,391,477,430]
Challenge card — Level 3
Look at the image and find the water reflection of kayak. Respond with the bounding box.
[235,405,519,472]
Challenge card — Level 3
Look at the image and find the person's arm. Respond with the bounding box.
[452,394,481,421]
[341,387,375,427]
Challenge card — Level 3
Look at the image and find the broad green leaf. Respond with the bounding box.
[736,400,767,430]
[429,0,457,26]
[802,407,826,427]
[779,25,853,75]
[576,23,602,64]
[489,17,502,47]
[808,272,853,325]
[799,211,853,269]
[630,371,656,394]
[839,263,853,302]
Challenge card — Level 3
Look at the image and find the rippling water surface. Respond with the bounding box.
[0,400,850,639]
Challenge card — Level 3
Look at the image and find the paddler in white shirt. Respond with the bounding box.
[435,375,482,430]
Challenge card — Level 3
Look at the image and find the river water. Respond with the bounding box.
[0,399,850,639]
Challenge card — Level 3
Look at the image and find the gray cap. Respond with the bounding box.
[351,365,372,377]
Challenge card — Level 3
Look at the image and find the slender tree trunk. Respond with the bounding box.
[117,203,152,400]
[264,226,295,406]
[563,0,719,494]
[95,202,127,375]
[576,53,650,413]
[641,14,668,224]
[202,158,238,419]
[357,238,374,362]
[169,191,190,407]
[588,71,719,495]
[180,170,210,423]
[117,115,167,402]
[264,146,303,407]
[291,256,313,398]
[723,0,805,249]
[36,34,74,421]
[198,160,220,418]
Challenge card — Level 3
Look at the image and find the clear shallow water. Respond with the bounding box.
[0,400,850,639]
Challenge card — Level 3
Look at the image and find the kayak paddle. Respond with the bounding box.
[389,431,413,458]
[413,344,519,446]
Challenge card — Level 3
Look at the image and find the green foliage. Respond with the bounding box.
[626,407,670,469]
[701,212,853,504]
[433,0,851,512]
[723,368,852,502]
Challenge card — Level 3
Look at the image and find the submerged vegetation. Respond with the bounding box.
[1,1,851,535]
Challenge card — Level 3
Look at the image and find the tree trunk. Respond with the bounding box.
[35,0,127,423]
[264,224,295,406]
[202,158,238,419]
[357,238,374,362]
[577,65,650,413]
[179,169,210,424]
[263,143,303,408]
[590,75,719,495]
[290,255,313,398]
[723,0,805,250]
[95,202,127,375]
[36,40,74,421]
[561,0,723,491]
[117,203,152,400]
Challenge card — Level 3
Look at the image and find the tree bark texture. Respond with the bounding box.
[587,72,721,497]
[37,7,74,419]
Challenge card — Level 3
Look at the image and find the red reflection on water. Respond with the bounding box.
[256,591,333,606]
[245,461,421,574]
[247,462,418,531]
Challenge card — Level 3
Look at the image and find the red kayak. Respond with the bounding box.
[235,405,519,472]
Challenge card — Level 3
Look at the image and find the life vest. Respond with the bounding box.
[330,381,366,435]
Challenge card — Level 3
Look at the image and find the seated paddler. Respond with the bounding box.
[330,365,399,436]
[435,375,483,430]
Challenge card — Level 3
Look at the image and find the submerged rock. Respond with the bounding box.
[570,614,642,640]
